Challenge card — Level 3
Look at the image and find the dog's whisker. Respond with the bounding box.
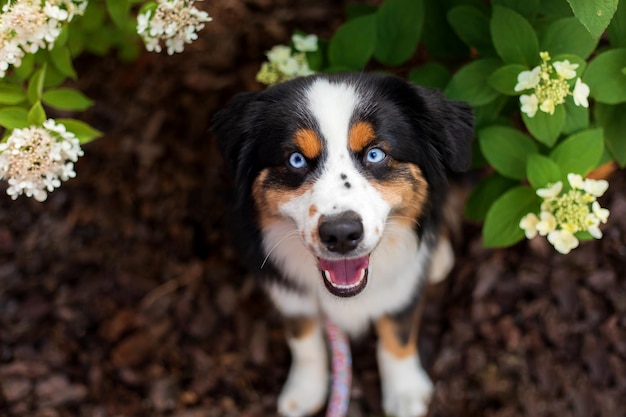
[260,230,300,269]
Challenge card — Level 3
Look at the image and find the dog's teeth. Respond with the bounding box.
[324,270,332,281]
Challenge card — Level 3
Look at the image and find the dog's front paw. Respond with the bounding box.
[278,362,328,417]
[378,349,433,417]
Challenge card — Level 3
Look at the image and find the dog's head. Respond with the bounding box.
[213,73,473,298]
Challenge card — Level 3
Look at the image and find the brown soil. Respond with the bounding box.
[1,1,626,416]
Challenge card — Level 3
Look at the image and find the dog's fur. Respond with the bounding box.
[212,73,473,417]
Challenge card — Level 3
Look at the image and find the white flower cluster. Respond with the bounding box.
[256,34,318,86]
[0,119,84,202]
[137,0,212,55]
[515,52,590,118]
[0,0,87,77]
[520,174,610,254]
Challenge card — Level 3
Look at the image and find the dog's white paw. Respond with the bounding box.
[278,323,329,417]
[378,348,433,417]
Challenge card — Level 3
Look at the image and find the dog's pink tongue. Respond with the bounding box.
[320,256,369,287]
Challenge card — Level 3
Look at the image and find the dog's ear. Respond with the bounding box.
[211,91,260,173]
[412,86,474,173]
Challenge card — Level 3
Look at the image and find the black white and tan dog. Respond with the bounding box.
[212,73,473,417]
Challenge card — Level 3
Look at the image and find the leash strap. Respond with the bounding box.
[324,318,352,417]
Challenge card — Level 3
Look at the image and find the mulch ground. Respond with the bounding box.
[1,1,626,416]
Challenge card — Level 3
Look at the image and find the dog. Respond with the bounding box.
[212,72,473,417]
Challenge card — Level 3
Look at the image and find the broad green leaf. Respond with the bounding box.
[0,107,29,129]
[550,128,604,176]
[27,65,47,104]
[447,6,494,55]
[42,88,94,111]
[562,95,589,135]
[56,118,103,144]
[345,3,378,20]
[421,1,470,60]
[527,154,562,189]
[374,0,424,66]
[465,174,517,222]
[607,0,626,47]
[444,58,502,106]
[483,186,540,247]
[491,5,539,66]
[48,46,77,79]
[28,101,46,126]
[106,0,130,28]
[487,64,527,95]
[478,125,538,179]
[408,63,450,90]
[0,84,26,105]
[473,95,509,129]
[14,53,34,82]
[522,105,566,147]
[566,0,619,40]
[328,14,377,70]
[493,0,540,18]
[539,17,598,59]
[583,48,626,104]
[595,102,626,167]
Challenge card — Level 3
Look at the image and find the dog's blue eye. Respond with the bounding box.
[366,147,386,164]
[288,152,307,169]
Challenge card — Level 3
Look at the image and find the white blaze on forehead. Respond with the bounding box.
[305,78,359,156]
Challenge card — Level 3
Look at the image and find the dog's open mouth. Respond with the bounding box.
[319,256,369,297]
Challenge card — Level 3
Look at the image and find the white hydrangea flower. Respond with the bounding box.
[292,33,318,52]
[0,119,83,201]
[0,0,86,77]
[573,78,590,108]
[514,66,541,92]
[552,59,578,80]
[266,45,293,63]
[520,94,539,117]
[137,0,213,55]
[520,174,610,254]
[519,213,539,239]
[547,229,579,254]
[537,181,563,200]
[516,52,591,118]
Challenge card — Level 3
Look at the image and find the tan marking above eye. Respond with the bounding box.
[349,121,376,153]
[293,128,322,159]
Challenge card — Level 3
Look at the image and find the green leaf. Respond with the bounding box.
[483,186,540,247]
[27,65,47,104]
[595,102,626,167]
[444,58,502,106]
[583,48,626,104]
[527,154,562,189]
[478,125,538,179]
[550,128,604,176]
[48,45,77,79]
[539,17,598,59]
[490,5,539,66]
[106,0,131,28]
[374,0,424,66]
[408,63,450,90]
[566,0,619,40]
[607,0,626,47]
[14,53,35,82]
[328,14,377,70]
[465,174,517,222]
[447,6,495,55]
[493,0,540,18]
[0,107,29,129]
[28,101,46,126]
[0,84,26,105]
[487,64,527,95]
[345,3,378,20]
[42,88,94,111]
[562,94,589,135]
[522,104,566,147]
[56,118,103,144]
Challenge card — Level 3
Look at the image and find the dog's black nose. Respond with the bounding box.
[318,211,364,254]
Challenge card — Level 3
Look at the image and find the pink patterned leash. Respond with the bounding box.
[324,318,352,417]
